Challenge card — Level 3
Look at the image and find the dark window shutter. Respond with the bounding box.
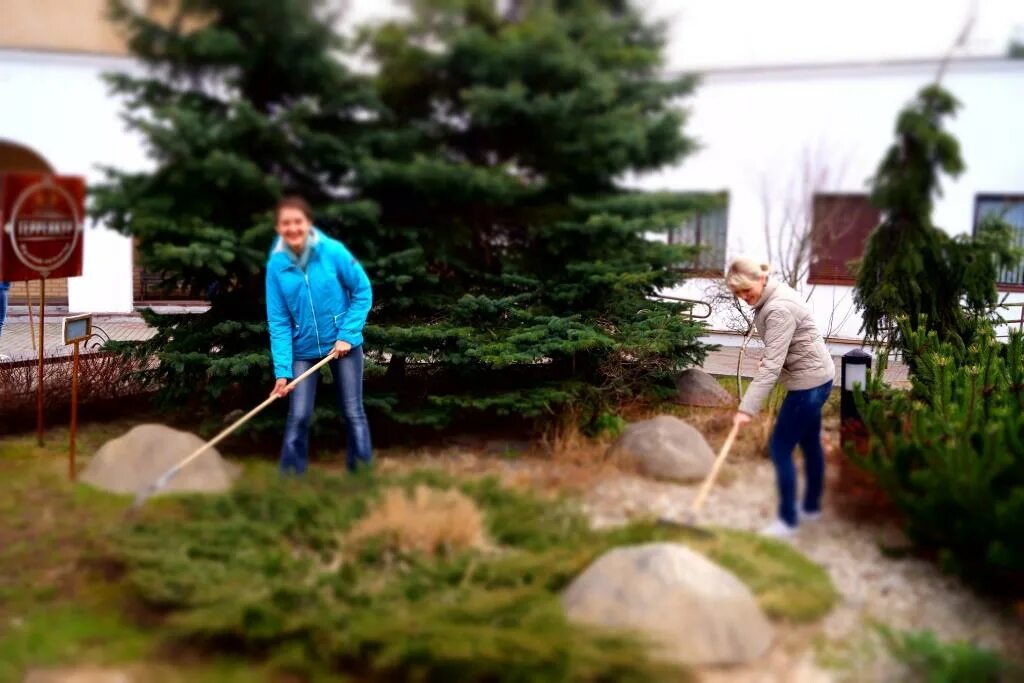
[808,194,879,285]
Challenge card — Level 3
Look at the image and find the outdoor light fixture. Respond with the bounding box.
[840,349,872,424]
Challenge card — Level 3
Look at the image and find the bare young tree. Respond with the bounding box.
[760,144,849,290]
[701,278,753,335]
[697,278,754,399]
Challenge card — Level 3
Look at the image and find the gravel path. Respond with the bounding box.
[381,436,1023,681]
[581,457,1024,681]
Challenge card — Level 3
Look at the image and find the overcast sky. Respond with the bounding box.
[344,0,1024,70]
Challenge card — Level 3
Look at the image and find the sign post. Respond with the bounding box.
[63,314,92,480]
[26,282,36,352]
[38,278,45,445]
[0,173,86,447]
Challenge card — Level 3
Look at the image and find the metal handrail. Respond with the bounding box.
[650,294,713,320]
[85,324,114,352]
[992,301,1024,339]
[875,301,1024,347]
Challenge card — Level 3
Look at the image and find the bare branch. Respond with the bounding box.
[702,279,753,336]
[762,143,849,290]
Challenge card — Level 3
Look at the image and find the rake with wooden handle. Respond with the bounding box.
[128,353,335,513]
[657,421,741,535]
[690,421,740,514]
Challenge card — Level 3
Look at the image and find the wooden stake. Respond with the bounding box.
[36,278,46,446]
[70,340,80,480]
[26,281,36,352]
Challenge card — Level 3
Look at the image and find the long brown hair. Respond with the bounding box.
[275,195,313,221]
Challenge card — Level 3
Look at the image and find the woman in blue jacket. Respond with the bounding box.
[265,196,373,474]
[0,281,9,339]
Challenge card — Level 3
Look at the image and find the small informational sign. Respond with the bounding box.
[0,173,86,281]
[63,313,93,481]
[63,313,92,345]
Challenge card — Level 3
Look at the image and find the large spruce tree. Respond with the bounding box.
[95,0,711,432]
[352,0,711,428]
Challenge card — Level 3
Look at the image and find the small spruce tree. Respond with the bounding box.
[854,84,1016,349]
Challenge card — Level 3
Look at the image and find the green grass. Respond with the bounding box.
[0,423,286,683]
[0,421,838,682]
[0,606,153,683]
[714,375,841,422]
[105,467,836,680]
[879,627,1018,683]
[672,526,837,622]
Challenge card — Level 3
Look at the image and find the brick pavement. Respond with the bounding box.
[0,313,156,361]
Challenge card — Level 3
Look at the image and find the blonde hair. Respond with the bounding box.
[725,257,770,292]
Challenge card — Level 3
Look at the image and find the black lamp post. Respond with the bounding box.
[840,349,872,424]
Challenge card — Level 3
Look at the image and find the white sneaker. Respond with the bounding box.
[760,518,797,538]
[799,509,822,523]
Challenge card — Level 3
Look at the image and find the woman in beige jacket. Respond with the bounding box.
[727,257,835,538]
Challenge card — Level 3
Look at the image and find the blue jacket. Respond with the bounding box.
[265,228,372,379]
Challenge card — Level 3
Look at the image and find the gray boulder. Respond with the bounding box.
[80,424,239,497]
[562,543,774,665]
[24,667,133,683]
[676,368,736,408]
[607,415,714,481]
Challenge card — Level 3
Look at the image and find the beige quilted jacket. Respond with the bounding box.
[738,281,835,415]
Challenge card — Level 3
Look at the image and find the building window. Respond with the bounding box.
[668,202,729,275]
[808,193,880,285]
[975,195,1024,289]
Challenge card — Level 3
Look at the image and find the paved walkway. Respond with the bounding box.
[701,347,909,386]
[0,313,156,361]
[0,310,909,385]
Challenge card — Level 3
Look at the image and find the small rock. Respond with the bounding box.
[788,652,835,683]
[562,542,774,665]
[80,424,239,497]
[24,668,132,683]
[676,368,737,408]
[607,416,715,482]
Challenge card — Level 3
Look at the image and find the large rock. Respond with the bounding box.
[606,415,714,481]
[562,543,774,665]
[80,424,239,496]
[676,368,736,408]
[24,668,132,683]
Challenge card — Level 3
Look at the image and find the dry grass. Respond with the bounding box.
[537,416,609,465]
[375,403,772,498]
[526,415,637,490]
[375,384,842,500]
[346,485,486,555]
[618,401,772,461]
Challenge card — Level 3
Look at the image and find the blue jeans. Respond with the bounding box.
[0,284,7,338]
[279,346,372,474]
[770,381,833,527]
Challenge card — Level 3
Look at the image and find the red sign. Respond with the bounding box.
[0,173,85,281]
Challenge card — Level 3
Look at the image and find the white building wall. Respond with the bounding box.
[3,46,1023,338]
[0,49,146,313]
[633,58,1024,346]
